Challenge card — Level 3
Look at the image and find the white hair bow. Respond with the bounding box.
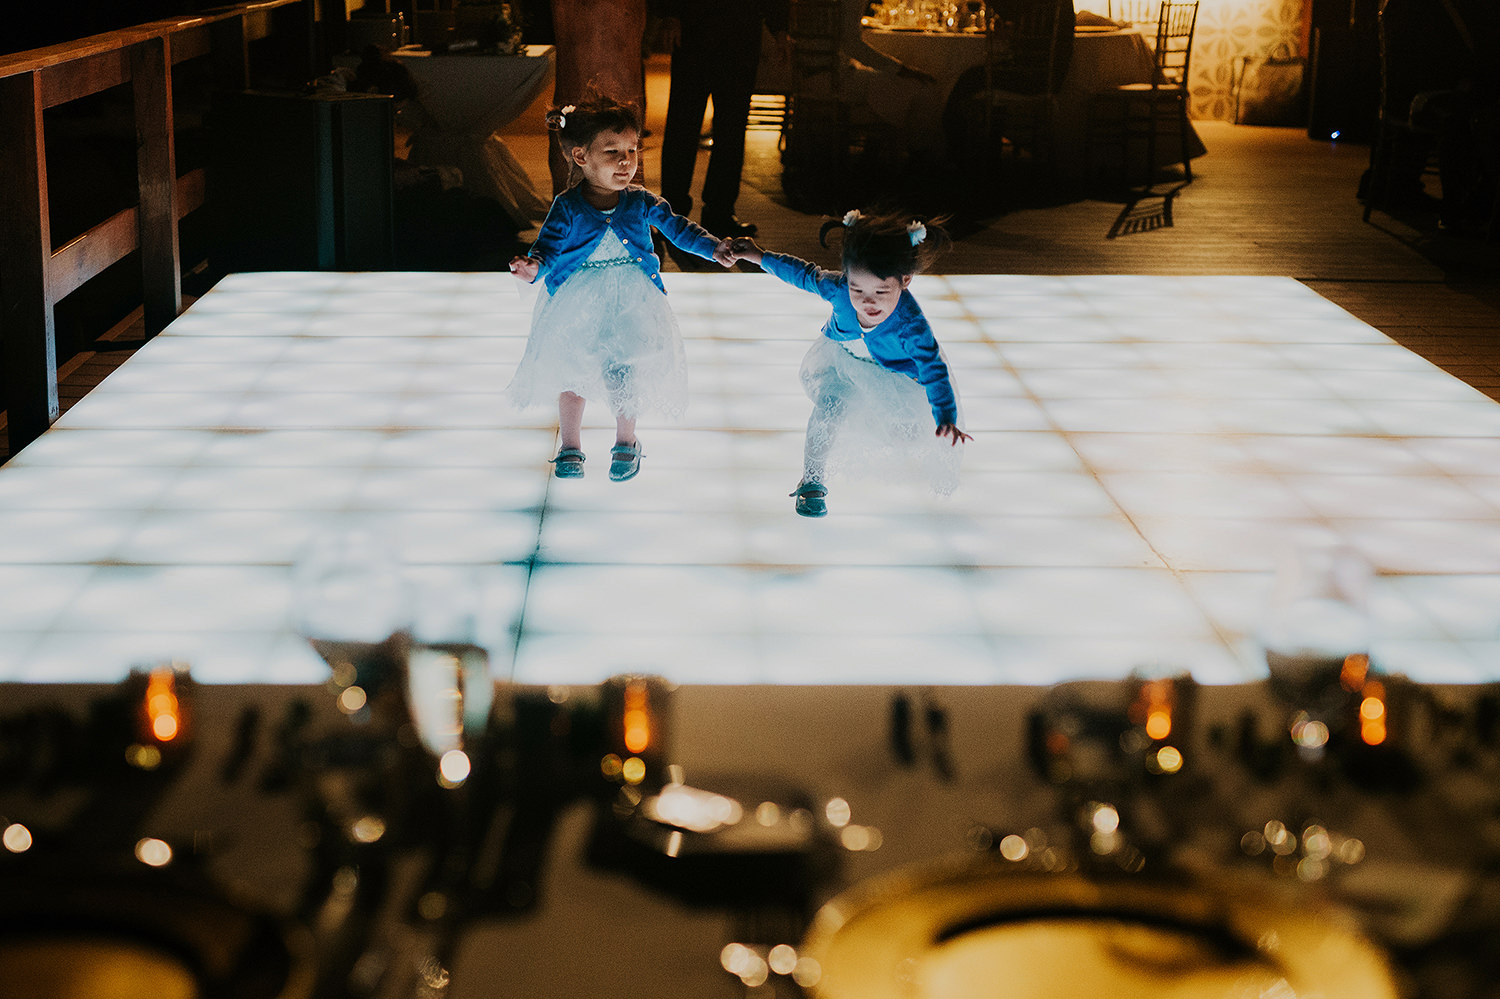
[907,221,927,246]
[842,209,862,226]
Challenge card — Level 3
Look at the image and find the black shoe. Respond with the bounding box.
[702,212,757,238]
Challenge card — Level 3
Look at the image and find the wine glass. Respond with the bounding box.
[1257,536,1372,754]
[291,529,412,706]
[406,569,494,783]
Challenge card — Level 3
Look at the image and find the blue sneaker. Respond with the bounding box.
[551,447,585,478]
[790,480,827,517]
[609,441,643,482]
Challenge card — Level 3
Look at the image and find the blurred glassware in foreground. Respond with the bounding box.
[1257,538,1373,749]
[407,570,494,785]
[291,529,411,714]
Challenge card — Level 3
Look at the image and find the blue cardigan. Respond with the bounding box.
[759,251,958,426]
[527,185,722,295]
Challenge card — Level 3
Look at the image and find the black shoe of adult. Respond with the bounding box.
[702,212,757,238]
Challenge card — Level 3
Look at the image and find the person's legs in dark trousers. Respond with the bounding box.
[697,38,758,234]
[660,38,714,218]
[659,10,762,236]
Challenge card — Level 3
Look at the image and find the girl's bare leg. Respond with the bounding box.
[802,396,840,484]
[615,413,637,447]
[559,392,585,450]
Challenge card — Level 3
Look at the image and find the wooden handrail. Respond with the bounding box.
[0,3,297,78]
[0,0,314,457]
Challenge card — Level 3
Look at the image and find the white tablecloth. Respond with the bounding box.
[862,27,1206,175]
[394,45,555,227]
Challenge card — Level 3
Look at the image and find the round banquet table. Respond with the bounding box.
[393,44,556,227]
[861,26,1206,176]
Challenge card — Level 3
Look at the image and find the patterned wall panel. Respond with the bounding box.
[1188,0,1307,120]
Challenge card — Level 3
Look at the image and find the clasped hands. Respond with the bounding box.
[508,235,754,280]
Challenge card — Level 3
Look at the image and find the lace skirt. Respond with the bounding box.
[504,261,688,419]
[800,335,963,495]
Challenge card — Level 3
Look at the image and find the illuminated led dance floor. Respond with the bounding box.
[3,272,1500,685]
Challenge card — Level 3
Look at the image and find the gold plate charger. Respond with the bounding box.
[800,857,1398,999]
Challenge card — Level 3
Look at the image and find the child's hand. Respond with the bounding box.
[712,238,738,268]
[936,423,973,446]
[726,237,763,265]
[508,255,539,283]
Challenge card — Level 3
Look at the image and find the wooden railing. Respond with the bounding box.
[0,1,316,454]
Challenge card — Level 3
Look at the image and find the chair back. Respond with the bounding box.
[984,0,1074,96]
[1107,0,1158,28]
[1150,1,1199,90]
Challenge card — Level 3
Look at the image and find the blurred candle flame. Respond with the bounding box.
[144,667,184,744]
[623,680,651,754]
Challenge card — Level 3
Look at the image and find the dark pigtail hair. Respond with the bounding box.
[545,88,642,152]
[822,209,951,280]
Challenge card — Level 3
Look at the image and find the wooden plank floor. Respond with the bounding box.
[5,62,1497,465]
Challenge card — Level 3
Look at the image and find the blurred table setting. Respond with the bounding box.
[7,632,1500,998]
[859,2,1206,179]
[392,43,555,229]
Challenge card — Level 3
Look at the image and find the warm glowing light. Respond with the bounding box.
[768,944,798,975]
[999,834,1029,861]
[338,685,368,714]
[1266,821,1297,857]
[1302,825,1332,859]
[721,944,754,975]
[722,944,769,986]
[439,749,471,785]
[1361,720,1387,746]
[1132,679,1174,741]
[1296,857,1328,882]
[418,956,450,990]
[1340,653,1370,692]
[840,825,871,851]
[351,815,386,844]
[126,743,163,770]
[792,957,822,987]
[135,837,172,867]
[647,784,744,832]
[600,754,623,779]
[3,823,33,853]
[1155,745,1183,773]
[623,680,651,754]
[143,669,182,743]
[1290,714,1329,749]
[740,956,769,988]
[839,824,882,851]
[1090,829,1121,855]
[1360,696,1384,721]
[1091,803,1120,835]
[825,797,852,827]
[756,801,782,826]
[1338,838,1366,864]
[621,756,647,784]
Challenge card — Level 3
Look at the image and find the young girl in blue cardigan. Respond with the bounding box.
[507,95,734,481]
[722,210,972,517]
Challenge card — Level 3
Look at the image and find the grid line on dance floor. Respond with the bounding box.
[1,272,1498,685]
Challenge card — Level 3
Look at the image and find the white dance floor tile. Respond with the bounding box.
[3,272,1500,687]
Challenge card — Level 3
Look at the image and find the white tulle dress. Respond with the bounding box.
[504,220,688,419]
[800,334,964,496]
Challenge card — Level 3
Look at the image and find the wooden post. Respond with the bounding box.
[0,71,59,454]
[132,36,182,337]
[210,15,251,92]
